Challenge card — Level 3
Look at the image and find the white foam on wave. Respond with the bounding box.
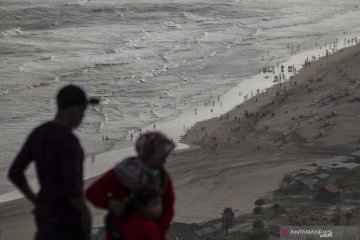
[209,50,217,57]
[126,40,138,49]
[106,49,120,54]
[118,75,135,81]
[163,21,180,29]
[150,109,162,119]
[176,73,190,82]
[182,12,212,23]
[161,45,180,63]
[63,0,86,6]
[142,30,150,37]
[0,79,59,97]
[144,65,169,79]
[1,27,23,37]
[40,56,54,61]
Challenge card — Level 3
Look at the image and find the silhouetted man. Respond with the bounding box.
[8,84,99,240]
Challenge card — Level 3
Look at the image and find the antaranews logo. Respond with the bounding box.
[281,226,360,240]
[280,226,334,239]
[281,228,290,237]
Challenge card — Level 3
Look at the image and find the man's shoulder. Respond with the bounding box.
[34,121,79,143]
[34,121,68,132]
[27,121,54,138]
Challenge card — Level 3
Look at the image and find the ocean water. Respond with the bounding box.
[1,0,360,197]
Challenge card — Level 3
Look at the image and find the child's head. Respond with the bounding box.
[124,186,162,220]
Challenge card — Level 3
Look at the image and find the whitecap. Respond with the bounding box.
[2,27,23,37]
[163,22,179,29]
[106,49,120,54]
[40,56,54,61]
[142,30,150,37]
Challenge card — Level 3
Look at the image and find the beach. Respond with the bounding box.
[2,0,360,239]
[2,0,360,197]
[1,38,360,239]
[170,42,360,222]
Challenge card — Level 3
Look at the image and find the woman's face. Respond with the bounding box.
[146,155,167,169]
[141,197,163,219]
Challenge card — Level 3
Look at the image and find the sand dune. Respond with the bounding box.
[169,43,360,222]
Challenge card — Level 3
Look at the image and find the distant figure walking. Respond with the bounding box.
[8,84,99,240]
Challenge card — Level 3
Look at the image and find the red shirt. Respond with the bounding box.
[86,169,175,240]
[8,121,84,218]
[123,213,161,240]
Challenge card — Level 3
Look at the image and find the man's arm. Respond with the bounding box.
[62,135,91,231]
[8,132,36,204]
[69,196,91,232]
[16,182,37,204]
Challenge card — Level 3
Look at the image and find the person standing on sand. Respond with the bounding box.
[86,131,175,240]
[8,84,99,240]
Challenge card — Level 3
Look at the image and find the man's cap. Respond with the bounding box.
[56,84,100,110]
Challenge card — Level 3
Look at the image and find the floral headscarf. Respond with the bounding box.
[114,131,175,191]
[135,131,175,162]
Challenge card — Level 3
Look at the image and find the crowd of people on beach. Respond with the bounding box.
[7,85,175,240]
[119,35,360,151]
[183,35,360,152]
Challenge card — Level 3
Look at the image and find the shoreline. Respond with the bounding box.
[1,36,360,239]
[0,27,359,201]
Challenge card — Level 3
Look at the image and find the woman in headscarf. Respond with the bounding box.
[86,131,175,240]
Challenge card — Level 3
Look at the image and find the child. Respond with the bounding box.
[122,186,163,240]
